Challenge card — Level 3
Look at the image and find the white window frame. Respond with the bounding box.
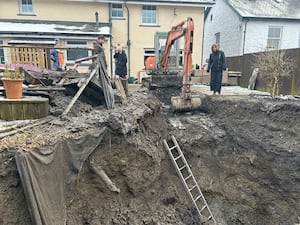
[19,0,34,15]
[66,40,89,64]
[298,31,300,48]
[179,50,184,66]
[111,3,124,18]
[141,5,157,25]
[267,26,282,49]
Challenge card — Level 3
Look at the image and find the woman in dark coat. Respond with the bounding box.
[207,44,227,94]
[113,44,127,78]
[113,44,128,96]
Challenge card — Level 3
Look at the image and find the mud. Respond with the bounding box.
[0,89,299,225]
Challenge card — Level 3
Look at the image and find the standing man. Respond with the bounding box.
[50,39,61,71]
[93,35,107,70]
[207,44,227,95]
[113,44,128,96]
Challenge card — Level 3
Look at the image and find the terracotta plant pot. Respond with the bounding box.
[1,78,23,99]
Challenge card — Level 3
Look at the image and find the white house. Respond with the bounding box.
[202,0,300,63]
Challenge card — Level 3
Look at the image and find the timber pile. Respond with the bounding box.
[0,59,126,114]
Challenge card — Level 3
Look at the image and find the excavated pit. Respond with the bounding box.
[0,89,299,225]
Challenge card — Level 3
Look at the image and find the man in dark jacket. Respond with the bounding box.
[113,44,128,96]
[207,44,227,94]
[93,35,107,69]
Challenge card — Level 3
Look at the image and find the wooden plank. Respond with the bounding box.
[0,97,49,121]
[11,101,25,120]
[16,48,20,63]
[37,48,42,67]
[24,48,29,64]
[10,48,16,63]
[23,101,34,120]
[0,102,12,121]
[25,87,66,91]
[62,65,99,115]
[0,117,52,139]
[45,49,51,69]
[20,48,24,63]
[114,79,127,103]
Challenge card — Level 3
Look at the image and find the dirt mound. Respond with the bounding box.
[169,95,300,225]
[0,91,299,225]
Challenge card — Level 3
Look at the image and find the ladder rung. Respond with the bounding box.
[189,185,197,191]
[169,145,177,151]
[174,154,182,161]
[179,165,187,171]
[200,205,207,213]
[206,215,212,221]
[184,174,192,181]
[194,195,202,202]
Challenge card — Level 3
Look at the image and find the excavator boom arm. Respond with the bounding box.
[160,17,194,93]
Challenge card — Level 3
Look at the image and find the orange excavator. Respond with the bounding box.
[145,17,202,112]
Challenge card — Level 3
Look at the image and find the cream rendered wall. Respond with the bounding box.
[0,0,112,73]
[0,0,108,22]
[111,4,205,78]
[0,0,20,18]
[0,0,205,78]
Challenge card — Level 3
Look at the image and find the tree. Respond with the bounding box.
[252,50,295,96]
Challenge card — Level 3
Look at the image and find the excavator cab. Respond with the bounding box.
[154,32,181,72]
[145,32,181,74]
[143,32,183,88]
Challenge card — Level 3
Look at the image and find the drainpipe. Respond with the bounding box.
[124,1,131,78]
[201,8,206,65]
[202,7,212,65]
[108,3,113,76]
[242,19,249,55]
[95,11,99,27]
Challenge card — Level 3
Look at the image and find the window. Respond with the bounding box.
[66,41,89,63]
[142,5,157,25]
[0,40,4,64]
[19,0,33,14]
[179,50,183,66]
[299,32,300,48]
[267,26,282,49]
[144,49,155,65]
[215,32,220,45]
[111,3,123,18]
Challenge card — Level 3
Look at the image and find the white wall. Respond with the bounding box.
[203,0,300,63]
[203,0,242,64]
[244,20,300,54]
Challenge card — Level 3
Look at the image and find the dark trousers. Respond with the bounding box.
[210,71,223,93]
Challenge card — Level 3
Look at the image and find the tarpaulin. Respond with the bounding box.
[15,127,108,225]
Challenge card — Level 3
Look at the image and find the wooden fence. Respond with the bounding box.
[0,45,93,70]
[227,48,300,95]
[10,47,51,69]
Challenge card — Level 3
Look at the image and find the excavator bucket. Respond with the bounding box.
[171,94,202,112]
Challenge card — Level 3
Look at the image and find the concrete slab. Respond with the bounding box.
[191,84,270,96]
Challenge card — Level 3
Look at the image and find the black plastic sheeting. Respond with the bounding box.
[15,127,108,225]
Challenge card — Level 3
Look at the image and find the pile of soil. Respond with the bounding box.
[0,89,299,225]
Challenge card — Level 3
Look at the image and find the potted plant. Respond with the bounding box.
[1,66,25,99]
